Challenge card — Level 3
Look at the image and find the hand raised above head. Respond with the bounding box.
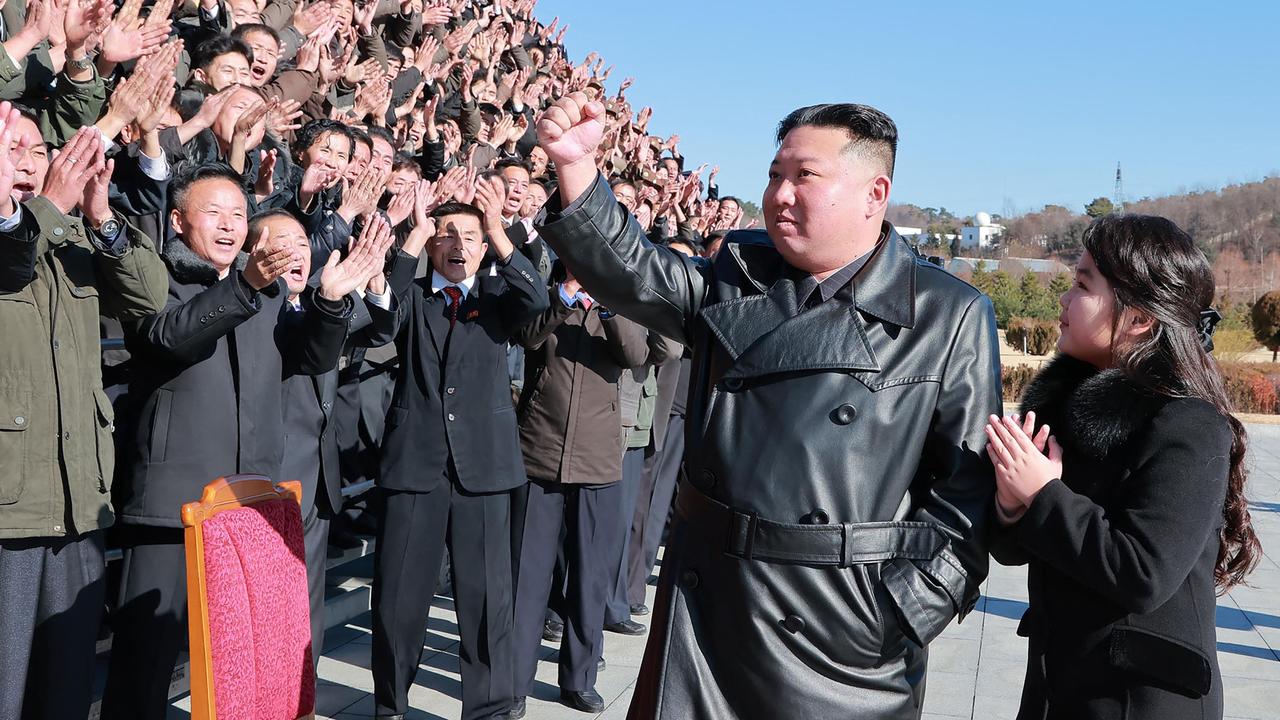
[536,91,606,170]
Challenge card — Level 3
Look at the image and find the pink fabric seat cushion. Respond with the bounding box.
[201,497,315,719]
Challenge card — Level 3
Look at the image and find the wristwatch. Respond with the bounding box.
[92,215,122,240]
[66,53,95,74]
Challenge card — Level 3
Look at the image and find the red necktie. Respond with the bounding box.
[579,295,593,311]
[443,286,463,327]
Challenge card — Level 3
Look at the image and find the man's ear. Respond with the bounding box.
[170,208,185,238]
[192,68,208,86]
[867,174,891,220]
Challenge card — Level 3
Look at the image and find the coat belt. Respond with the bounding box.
[675,482,948,567]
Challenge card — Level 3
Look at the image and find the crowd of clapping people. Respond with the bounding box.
[0,0,1269,719]
[0,0,744,718]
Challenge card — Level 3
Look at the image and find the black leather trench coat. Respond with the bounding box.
[537,176,1002,720]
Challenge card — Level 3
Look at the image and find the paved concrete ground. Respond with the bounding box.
[173,424,1280,719]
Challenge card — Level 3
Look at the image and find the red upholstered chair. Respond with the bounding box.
[182,474,317,720]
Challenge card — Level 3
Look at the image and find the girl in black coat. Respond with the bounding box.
[986,215,1262,720]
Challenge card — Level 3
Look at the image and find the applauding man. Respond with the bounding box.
[535,96,1000,720]
[101,162,377,720]
[0,108,168,720]
[367,177,547,720]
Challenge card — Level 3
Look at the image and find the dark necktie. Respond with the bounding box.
[442,285,463,327]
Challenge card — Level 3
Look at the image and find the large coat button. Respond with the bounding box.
[698,469,716,489]
[681,571,700,589]
[723,377,743,391]
[832,404,857,425]
[804,508,829,525]
[781,615,806,633]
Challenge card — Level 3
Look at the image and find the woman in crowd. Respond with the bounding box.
[986,214,1262,720]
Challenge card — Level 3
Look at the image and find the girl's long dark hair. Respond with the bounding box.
[1083,214,1261,591]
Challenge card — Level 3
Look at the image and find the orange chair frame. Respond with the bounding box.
[181,474,314,720]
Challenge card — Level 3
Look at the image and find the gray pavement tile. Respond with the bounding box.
[929,638,982,674]
[316,680,369,716]
[1221,676,1280,719]
[921,670,976,717]
[971,692,1020,720]
[972,659,1027,702]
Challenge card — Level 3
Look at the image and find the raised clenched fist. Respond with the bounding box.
[535,91,606,171]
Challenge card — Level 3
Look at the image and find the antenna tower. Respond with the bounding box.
[1113,162,1126,212]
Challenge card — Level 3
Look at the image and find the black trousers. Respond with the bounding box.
[304,505,330,668]
[0,532,106,720]
[372,482,514,719]
[605,446,649,624]
[513,479,622,694]
[627,414,685,606]
[100,525,188,720]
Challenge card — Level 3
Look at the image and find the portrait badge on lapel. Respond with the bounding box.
[466,309,480,321]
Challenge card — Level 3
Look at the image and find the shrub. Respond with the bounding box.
[1005,317,1061,355]
[1219,362,1280,414]
[1002,364,1039,404]
[1250,291,1280,361]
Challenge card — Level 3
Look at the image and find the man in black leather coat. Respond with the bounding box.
[534,98,1001,719]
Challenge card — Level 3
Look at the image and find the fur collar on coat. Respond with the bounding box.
[1018,354,1165,461]
[162,238,280,298]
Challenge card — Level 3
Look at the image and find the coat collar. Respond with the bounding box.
[163,237,249,287]
[1019,354,1165,460]
[721,222,917,330]
[699,222,916,380]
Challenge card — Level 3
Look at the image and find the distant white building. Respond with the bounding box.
[961,212,1005,249]
[895,226,925,240]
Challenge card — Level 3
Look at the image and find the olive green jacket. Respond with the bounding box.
[0,197,168,539]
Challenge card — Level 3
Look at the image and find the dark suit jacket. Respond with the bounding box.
[281,290,398,517]
[373,249,548,494]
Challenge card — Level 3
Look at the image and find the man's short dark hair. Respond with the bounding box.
[431,202,485,225]
[365,125,396,150]
[609,178,635,192]
[246,208,300,249]
[349,127,373,153]
[775,103,898,179]
[231,23,280,46]
[495,157,530,175]
[192,35,253,71]
[391,152,422,175]
[172,162,244,212]
[720,195,741,208]
[295,119,355,159]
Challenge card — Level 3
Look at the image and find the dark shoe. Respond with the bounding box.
[509,696,526,719]
[375,715,406,720]
[543,618,564,642]
[604,619,646,635]
[629,603,649,616]
[597,656,606,673]
[329,528,364,550]
[560,689,606,713]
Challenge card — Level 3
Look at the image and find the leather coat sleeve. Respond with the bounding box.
[881,292,1001,647]
[349,292,399,348]
[536,173,708,347]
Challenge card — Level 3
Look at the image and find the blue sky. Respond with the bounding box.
[535,0,1280,217]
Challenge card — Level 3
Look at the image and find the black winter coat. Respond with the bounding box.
[117,239,352,526]
[995,355,1233,720]
[538,176,1001,720]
